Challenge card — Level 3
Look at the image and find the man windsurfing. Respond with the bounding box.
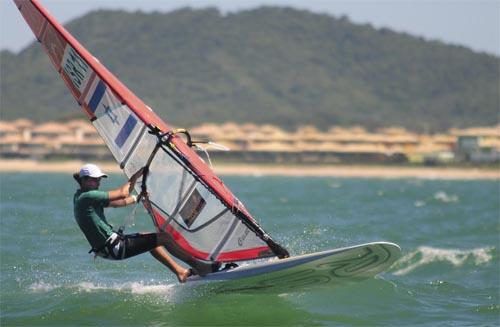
[72,163,218,283]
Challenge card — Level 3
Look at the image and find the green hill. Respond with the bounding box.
[1,7,498,132]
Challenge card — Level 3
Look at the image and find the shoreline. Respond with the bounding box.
[0,159,498,180]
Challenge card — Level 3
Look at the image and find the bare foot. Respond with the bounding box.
[177,268,193,283]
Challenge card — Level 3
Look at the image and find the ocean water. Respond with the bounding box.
[0,172,498,326]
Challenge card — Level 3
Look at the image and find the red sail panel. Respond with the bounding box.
[40,23,66,70]
[14,0,45,39]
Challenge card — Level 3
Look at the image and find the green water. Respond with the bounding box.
[1,173,498,326]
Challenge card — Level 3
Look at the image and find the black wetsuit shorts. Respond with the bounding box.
[100,233,158,260]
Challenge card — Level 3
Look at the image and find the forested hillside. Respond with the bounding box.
[1,7,498,132]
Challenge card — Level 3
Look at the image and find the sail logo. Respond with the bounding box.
[180,189,206,228]
[104,105,120,124]
[86,76,143,156]
[238,229,250,246]
[62,46,91,93]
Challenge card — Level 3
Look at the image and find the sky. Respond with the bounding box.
[1,0,499,56]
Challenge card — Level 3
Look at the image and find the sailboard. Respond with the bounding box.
[14,0,289,263]
[188,242,401,292]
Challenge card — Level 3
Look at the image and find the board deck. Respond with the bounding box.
[187,242,401,292]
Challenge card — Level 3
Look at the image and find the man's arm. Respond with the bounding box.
[108,168,144,203]
[109,194,138,208]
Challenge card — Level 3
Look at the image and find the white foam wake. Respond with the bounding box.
[414,191,459,207]
[433,191,459,203]
[76,281,178,294]
[393,246,494,276]
[28,281,178,295]
[28,281,57,293]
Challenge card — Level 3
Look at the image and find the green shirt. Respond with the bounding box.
[73,189,112,250]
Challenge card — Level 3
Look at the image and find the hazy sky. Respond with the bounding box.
[1,0,499,56]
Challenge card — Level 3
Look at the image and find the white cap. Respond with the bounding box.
[79,163,108,178]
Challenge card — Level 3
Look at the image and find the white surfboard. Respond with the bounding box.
[187,242,401,292]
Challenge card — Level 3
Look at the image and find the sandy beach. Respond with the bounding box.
[0,159,498,179]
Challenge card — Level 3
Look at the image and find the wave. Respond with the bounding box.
[393,246,495,276]
[75,281,179,294]
[433,191,459,203]
[28,280,179,295]
[414,191,459,207]
[28,281,58,293]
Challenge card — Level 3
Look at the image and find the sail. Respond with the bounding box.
[14,0,288,262]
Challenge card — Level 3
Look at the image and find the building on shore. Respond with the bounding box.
[0,119,498,165]
[451,127,500,164]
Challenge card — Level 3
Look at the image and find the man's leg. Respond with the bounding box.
[149,246,192,283]
[122,232,200,283]
[155,232,217,277]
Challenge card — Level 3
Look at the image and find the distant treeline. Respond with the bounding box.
[1,7,499,132]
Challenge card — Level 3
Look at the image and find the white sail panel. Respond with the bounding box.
[142,145,269,260]
[217,222,270,258]
[122,132,158,177]
[147,151,194,214]
[84,78,145,165]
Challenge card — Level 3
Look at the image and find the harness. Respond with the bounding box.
[88,231,123,258]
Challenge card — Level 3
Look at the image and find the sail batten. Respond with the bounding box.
[14,0,288,263]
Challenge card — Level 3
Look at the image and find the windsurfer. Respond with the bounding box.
[72,163,217,283]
